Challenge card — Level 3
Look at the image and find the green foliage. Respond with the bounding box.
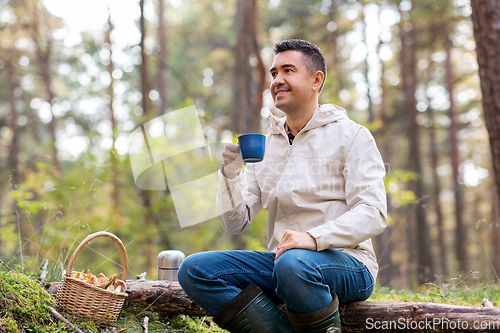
[372,277,500,307]
[3,141,271,279]
[361,119,385,133]
[384,168,419,209]
[160,315,222,332]
[0,265,65,332]
[247,210,269,251]
[4,155,151,278]
[109,312,224,333]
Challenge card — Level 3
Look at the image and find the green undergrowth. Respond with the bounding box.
[0,264,222,332]
[0,265,65,332]
[370,281,500,307]
[53,310,223,333]
[113,311,222,332]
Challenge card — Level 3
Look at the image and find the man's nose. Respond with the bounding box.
[271,73,285,88]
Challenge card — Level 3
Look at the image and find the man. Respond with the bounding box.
[178,39,387,333]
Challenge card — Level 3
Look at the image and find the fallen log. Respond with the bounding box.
[46,281,500,332]
[123,280,208,317]
[340,301,500,332]
[46,280,207,317]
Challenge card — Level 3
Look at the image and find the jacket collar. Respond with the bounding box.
[269,104,348,135]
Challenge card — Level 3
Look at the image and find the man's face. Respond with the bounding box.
[269,50,320,113]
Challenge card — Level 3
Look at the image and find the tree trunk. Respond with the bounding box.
[138,0,156,275]
[232,0,251,133]
[488,155,500,279]
[249,1,266,134]
[494,223,500,280]
[427,105,448,279]
[399,19,434,285]
[140,191,157,276]
[157,0,167,115]
[376,227,397,287]
[46,281,500,332]
[232,0,264,134]
[444,37,467,275]
[360,4,374,123]
[399,22,416,285]
[32,6,62,174]
[140,0,150,116]
[230,0,265,249]
[105,7,120,224]
[374,39,398,287]
[491,177,500,279]
[40,54,61,175]
[6,54,21,260]
[328,0,344,91]
[470,0,500,277]
[424,16,449,280]
[6,58,20,188]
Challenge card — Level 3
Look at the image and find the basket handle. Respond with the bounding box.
[65,231,129,281]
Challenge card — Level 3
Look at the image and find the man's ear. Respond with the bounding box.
[312,71,325,92]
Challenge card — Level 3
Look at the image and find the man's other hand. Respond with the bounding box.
[222,144,244,179]
[275,230,317,262]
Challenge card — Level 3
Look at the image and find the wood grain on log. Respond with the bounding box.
[339,301,500,332]
[124,280,208,317]
[46,281,500,332]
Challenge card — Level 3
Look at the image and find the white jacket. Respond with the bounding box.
[216,104,387,281]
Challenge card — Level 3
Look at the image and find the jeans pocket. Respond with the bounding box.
[345,272,374,303]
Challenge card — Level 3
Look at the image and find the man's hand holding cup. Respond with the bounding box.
[222,144,244,179]
[222,134,266,179]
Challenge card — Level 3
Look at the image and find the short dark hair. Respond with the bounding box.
[273,39,327,92]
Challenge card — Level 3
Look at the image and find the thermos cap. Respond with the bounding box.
[158,250,185,268]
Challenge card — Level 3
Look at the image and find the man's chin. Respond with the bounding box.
[275,101,289,113]
[275,106,286,114]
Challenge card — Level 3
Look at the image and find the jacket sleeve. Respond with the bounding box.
[307,126,388,250]
[216,163,264,234]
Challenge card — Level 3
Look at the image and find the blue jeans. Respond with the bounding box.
[178,249,374,316]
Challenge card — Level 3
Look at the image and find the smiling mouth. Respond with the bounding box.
[275,90,289,97]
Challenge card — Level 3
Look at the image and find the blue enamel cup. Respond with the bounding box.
[238,134,266,163]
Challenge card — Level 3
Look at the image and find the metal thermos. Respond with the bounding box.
[157,250,185,281]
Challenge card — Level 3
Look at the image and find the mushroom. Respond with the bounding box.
[113,279,127,293]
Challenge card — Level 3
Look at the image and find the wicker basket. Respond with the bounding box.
[56,231,129,323]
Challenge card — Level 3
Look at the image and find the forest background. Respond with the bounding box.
[0,0,496,291]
